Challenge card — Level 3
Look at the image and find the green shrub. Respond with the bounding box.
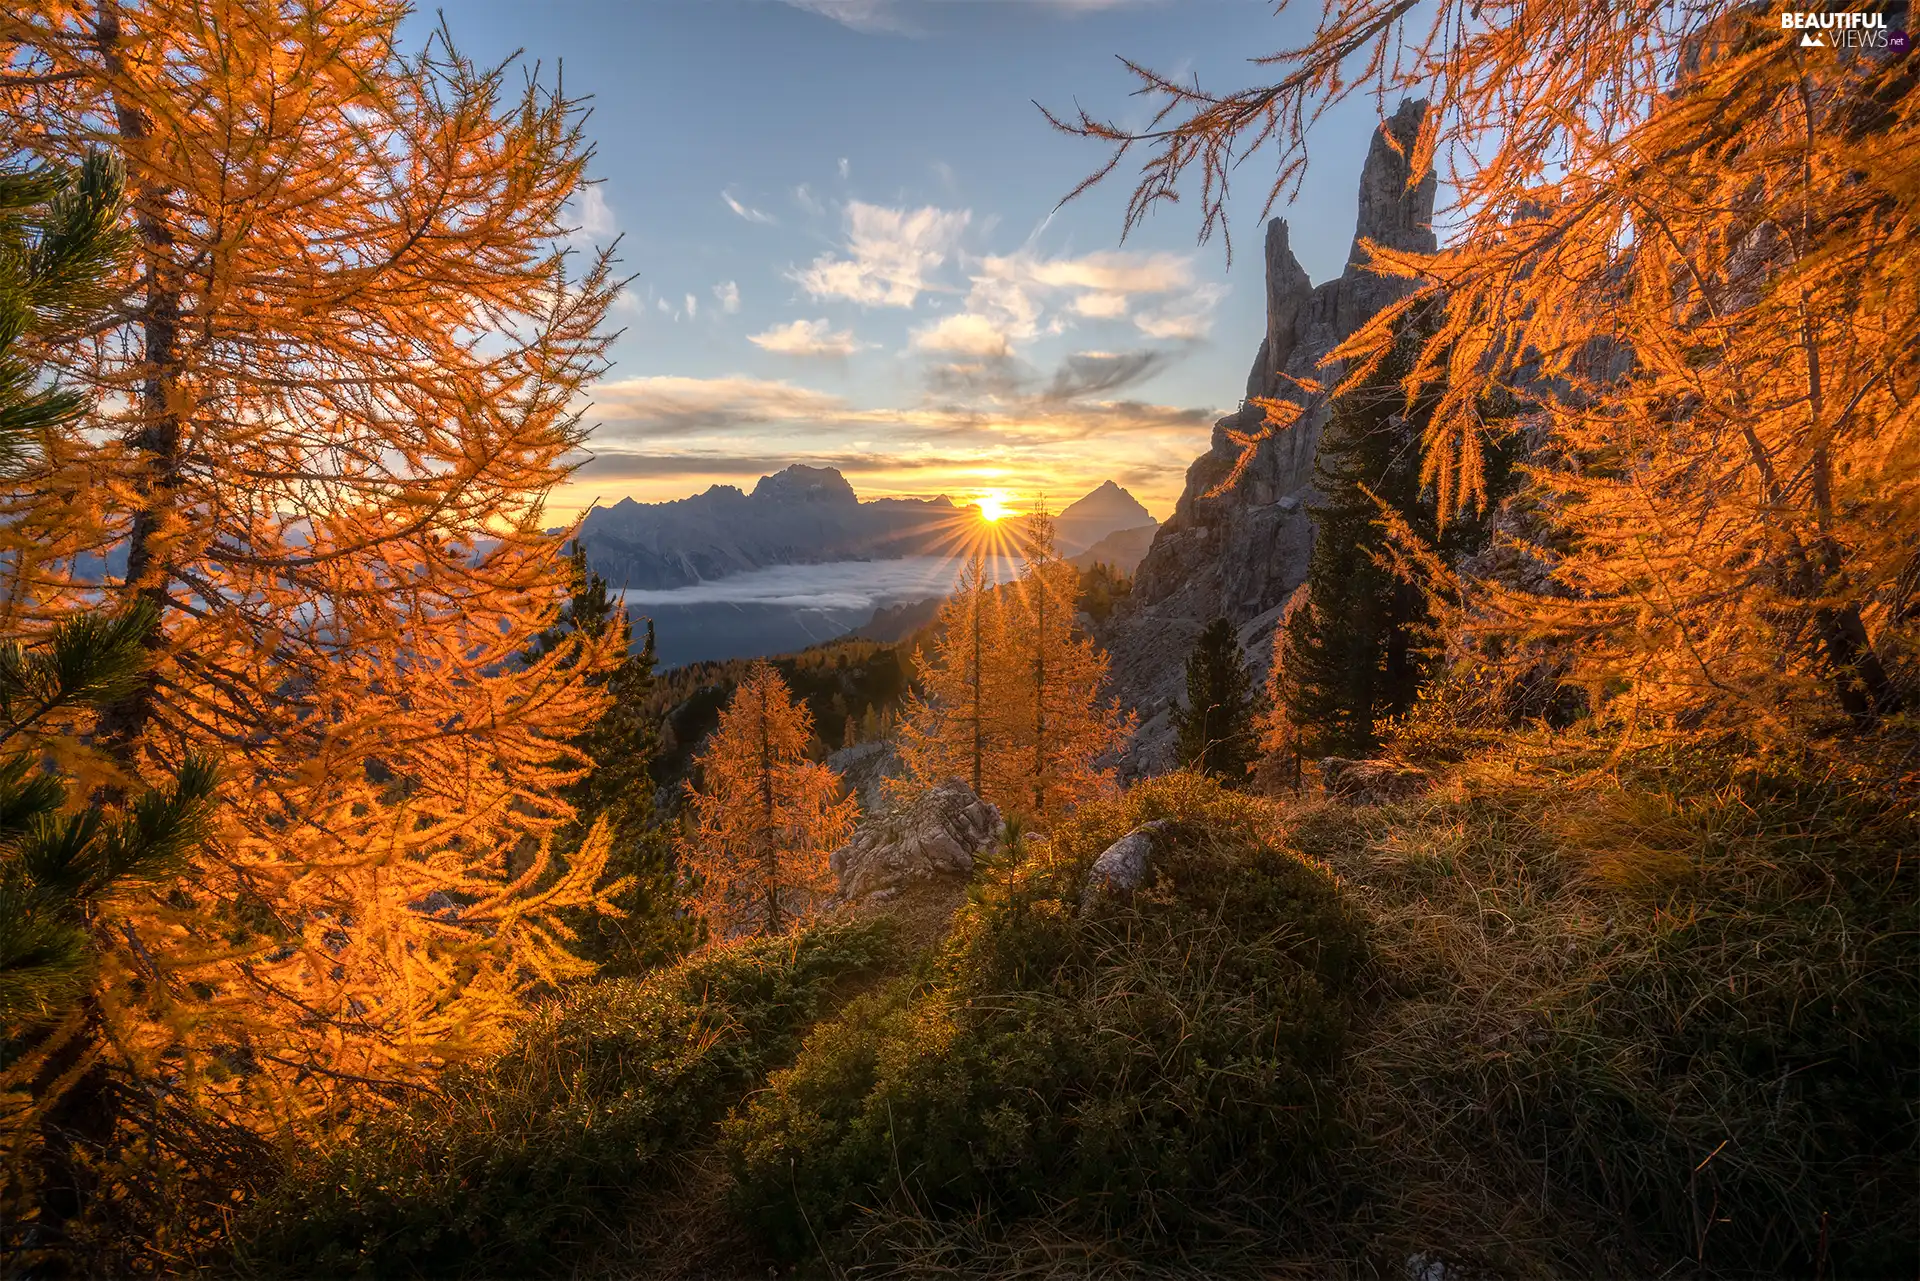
[233,917,897,1278]
[726,774,1367,1265]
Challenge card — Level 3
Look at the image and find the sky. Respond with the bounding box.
[413,0,1400,523]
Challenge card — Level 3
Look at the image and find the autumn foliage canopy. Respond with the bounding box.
[0,0,628,1130]
[1054,0,1918,744]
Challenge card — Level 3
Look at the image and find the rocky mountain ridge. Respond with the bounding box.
[580,465,1153,590]
[1097,99,1437,773]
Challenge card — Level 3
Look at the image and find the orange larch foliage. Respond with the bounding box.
[0,0,629,1128]
[1053,3,1918,743]
[896,550,1010,802]
[680,662,858,940]
[899,519,1131,828]
[995,511,1133,826]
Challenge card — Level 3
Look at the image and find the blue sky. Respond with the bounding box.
[418,0,1397,521]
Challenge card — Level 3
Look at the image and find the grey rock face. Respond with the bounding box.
[829,777,1001,906]
[826,740,907,817]
[1098,100,1435,775]
[1080,820,1173,909]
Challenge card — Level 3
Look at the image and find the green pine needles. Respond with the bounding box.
[1173,617,1257,782]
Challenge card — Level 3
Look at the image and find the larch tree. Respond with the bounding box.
[897,550,1007,801]
[680,662,858,940]
[0,0,629,1132]
[0,150,222,1230]
[995,512,1132,826]
[1050,2,1919,746]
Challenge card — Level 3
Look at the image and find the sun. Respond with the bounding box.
[976,491,1013,523]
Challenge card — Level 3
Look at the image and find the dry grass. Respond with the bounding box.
[1292,731,1918,1278]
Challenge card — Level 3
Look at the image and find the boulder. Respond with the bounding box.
[829,777,1000,906]
[1320,756,1431,804]
[1079,819,1173,909]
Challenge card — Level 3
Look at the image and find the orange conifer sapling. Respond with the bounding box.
[680,663,858,939]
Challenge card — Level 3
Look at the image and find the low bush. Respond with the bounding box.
[725,773,1368,1267]
[232,917,897,1278]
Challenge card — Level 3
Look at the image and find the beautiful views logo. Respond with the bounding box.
[1779,8,1908,50]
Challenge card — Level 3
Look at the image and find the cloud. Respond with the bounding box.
[838,157,850,179]
[1071,292,1130,319]
[1043,349,1172,400]
[779,0,914,33]
[684,293,699,318]
[592,375,853,439]
[1132,284,1229,340]
[793,183,824,216]
[749,318,871,357]
[722,189,777,225]
[712,281,741,314]
[588,373,1213,448]
[1000,250,1193,295]
[565,184,617,247]
[792,201,970,307]
[924,248,1203,352]
[925,346,1174,402]
[910,312,1012,358]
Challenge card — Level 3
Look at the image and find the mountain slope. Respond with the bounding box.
[1095,99,1438,774]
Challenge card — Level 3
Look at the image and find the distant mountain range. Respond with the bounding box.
[578,465,1155,591]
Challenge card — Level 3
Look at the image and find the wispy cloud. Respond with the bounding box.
[793,183,825,216]
[910,312,1013,358]
[589,371,1212,447]
[1132,284,1229,340]
[779,0,1143,35]
[838,157,850,179]
[749,318,872,357]
[722,189,777,225]
[565,184,618,247]
[792,201,970,307]
[712,281,741,314]
[684,293,699,318]
[780,0,913,33]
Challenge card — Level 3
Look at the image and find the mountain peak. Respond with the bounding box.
[1052,480,1156,556]
[751,464,858,505]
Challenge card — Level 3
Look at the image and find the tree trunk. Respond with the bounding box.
[92,7,183,761]
[758,679,780,935]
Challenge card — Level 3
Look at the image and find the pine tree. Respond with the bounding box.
[1275,320,1508,757]
[1173,617,1256,781]
[680,663,858,940]
[1277,330,1436,757]
[0,1,629,1129]
[1055,3,1919,744]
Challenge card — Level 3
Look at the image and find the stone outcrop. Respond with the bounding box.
[826,740,907,816]
[1079,820,1173,908]
[1097,100,1436,774]
[829,777,1001,907]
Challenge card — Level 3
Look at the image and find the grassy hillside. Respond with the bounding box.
[231,740,1916,1279]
